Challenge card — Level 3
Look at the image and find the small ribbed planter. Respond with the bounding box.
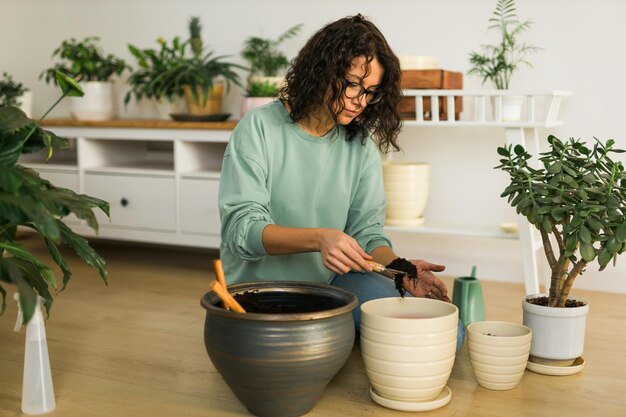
[200,281,357,417]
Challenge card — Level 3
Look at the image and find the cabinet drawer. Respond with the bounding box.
[37,169,79,192]
[179,178,220,235]
[84,173,175,231]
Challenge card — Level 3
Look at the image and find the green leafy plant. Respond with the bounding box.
[125,37,188,105]
[240,24,302,77]
[0,71,109,324]
[157,16,245,106]
[246,80,279,98]
[497,135,626,307]
[0,73,28,107]
[40,36,129,85]
[468,0,540,89]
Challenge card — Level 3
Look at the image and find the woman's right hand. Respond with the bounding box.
[318,229,373,275]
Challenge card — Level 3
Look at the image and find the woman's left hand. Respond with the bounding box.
[402,260,450,302]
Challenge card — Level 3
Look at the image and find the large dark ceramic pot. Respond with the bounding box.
[200,281,358,417]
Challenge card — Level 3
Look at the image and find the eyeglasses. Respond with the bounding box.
[342,79,384,104]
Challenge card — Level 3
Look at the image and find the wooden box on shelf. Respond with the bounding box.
[398,70,463,121]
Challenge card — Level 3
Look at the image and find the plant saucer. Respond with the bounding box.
[526,356,585,376]
[369,386,452,412]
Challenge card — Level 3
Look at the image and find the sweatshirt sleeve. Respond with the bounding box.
[218,117,274,261]
[345,139,392,253]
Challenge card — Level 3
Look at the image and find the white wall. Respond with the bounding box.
[2,0,625,293]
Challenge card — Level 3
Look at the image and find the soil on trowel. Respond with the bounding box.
[386,258,418,297]
[233,291,344,314]
[527,296,586,307]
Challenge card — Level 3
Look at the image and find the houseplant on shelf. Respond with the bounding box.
[467,0,541,121]
[239,24,301,116]
[158,16,245,118]
[496,135,626,370]
[125,36,188,119]
[0,72,32,117]
[40,36,129,120]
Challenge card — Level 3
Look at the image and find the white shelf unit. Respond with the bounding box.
[21,124,232,249]
[392,89,571,295]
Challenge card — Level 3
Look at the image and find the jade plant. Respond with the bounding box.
[497,135,626,307]
[0,71,109,324]
[468,0,540,89]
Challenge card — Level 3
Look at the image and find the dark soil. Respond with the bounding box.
[527,296,586,307]
[386,258,417,297]
[232,290,344,314]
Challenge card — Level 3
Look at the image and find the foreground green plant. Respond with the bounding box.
[0,71,109,324]
[497,136,626,307]
[468,0,540,89]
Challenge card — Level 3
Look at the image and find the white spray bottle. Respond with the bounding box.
[14,293,56,415]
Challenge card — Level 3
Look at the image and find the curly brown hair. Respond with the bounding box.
[280,14,403,154]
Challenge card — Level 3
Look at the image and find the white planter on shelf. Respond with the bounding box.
[70,81,114,121]
[522,294,589,364]
[18,91,33,118]
[383,162,430,226]
[492,95,524,122]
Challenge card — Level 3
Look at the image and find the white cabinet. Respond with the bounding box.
[21,119,235,249]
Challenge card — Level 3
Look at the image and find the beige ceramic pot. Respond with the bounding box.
[382,162,430,226]
[467,321,532,390]
[360,297,458,404]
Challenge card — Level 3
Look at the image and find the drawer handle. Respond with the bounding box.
[120,198,129,207]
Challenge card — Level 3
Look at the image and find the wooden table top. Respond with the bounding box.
[42,118,239,130]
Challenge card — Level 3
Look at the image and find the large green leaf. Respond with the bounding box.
[0,258,37,324]
[0,165,24,193]
[56,221,107,284]
[0,106,33,134]
[11,257,55,317]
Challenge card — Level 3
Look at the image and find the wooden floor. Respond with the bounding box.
[1,234,626,417]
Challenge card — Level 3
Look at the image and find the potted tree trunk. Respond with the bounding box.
[496,135,626,373]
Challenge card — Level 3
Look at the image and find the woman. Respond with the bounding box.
[219,14,455,332]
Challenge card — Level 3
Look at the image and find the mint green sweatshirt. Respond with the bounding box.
[218,100,391,285]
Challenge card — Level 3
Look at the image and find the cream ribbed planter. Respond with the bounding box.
[467,321,532,390]
[156,96,186,120]
[360,298,457,407]
[382,162,430,226]
[522,294,589,364]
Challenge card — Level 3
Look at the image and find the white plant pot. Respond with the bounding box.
[18,91,33,118]
[492,95,524,122]
[70,81,114,121]
[240,97,276,117]
[156,96,186,120]
[467,321,532,390]
[522,294,589,363]
[382,162,430,225]
[360,298,458,404]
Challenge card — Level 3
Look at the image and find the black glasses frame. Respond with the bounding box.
[342,79,384,104]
